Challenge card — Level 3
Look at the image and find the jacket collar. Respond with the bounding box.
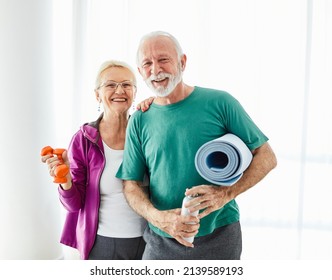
[80,113,103,144]
[80,112,131,144]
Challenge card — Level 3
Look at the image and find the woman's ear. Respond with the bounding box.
[95,89,100,101]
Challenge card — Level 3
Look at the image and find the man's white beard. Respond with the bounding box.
[145,68,183,97]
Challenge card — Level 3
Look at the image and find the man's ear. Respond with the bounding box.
[137,66,143,76]
[181,54,187,71]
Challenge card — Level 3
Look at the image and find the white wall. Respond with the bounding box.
[0,0,63,259]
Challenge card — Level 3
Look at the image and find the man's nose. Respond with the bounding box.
[151,62,162,75]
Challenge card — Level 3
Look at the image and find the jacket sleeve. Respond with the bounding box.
[58,130,87,212]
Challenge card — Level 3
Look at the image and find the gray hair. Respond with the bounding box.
[95,60,137,90]
[136,31,184,66]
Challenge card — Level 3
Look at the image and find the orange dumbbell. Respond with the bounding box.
[41,146,69,184]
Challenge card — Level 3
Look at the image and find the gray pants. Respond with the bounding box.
[88,235,146,260]
[142,221,242,260]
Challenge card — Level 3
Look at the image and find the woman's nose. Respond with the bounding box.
[114,84,125,95]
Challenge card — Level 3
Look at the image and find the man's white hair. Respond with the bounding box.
[136,31,184,66]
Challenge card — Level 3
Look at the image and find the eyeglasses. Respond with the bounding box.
[97,80,136,92]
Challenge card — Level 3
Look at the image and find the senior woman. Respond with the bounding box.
[42,60,152,260]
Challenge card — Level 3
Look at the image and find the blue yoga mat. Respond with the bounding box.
[195,133,253,186]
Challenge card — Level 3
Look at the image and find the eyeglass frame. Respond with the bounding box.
[96,80,137,92]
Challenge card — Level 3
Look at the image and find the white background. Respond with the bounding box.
[0,0,331,262]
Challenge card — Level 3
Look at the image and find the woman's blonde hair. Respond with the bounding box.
[95,60,137,90]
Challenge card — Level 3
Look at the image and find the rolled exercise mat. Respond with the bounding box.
[195,133,253,186]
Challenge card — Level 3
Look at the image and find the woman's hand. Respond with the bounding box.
[41,149,72,190]
[136,97,155,112]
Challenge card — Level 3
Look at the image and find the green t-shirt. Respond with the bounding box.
[116,86,268,237]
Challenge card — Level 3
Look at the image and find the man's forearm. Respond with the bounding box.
[123,180,159,224]
[229,141,277,198]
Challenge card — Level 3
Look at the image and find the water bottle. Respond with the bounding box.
[180,195,199,243]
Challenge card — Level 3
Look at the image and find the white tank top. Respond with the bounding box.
[97,141,146,237]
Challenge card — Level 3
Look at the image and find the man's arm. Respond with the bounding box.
[123,180,200,247]
[185,142,277,218]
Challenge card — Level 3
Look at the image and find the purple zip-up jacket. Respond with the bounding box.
[58,114,105,260]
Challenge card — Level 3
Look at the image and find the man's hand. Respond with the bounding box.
[150,208,200,247]
[123,180,200,247]
[185,185,233,219]
[185,142,277,219]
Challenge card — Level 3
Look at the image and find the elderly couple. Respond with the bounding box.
[41,31,277,260]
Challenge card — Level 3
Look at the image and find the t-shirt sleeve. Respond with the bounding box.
[116,113,147,181]
[222,94,269,151]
